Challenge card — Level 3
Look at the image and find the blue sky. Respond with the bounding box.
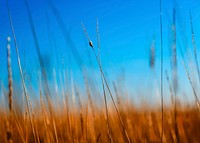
[0,0,200,104]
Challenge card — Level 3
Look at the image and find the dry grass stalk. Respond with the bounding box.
[113,82,121,109]
[7,37,12,115]
[40,89,50,143]
[5,1,38,142]
[82,72,95,119]
[172,8,179,143]
[96,19,113,143]
[4,120,13,143]
[159,0,164,142]
[48,0,83,67]
[181,59,200,110]
[23,1,59,142]
[2,1,200,143]
[189,12,200,83]
[165,71,174,106]
[12,111,26,143]
[5,36,13,143]
[82,22,131,143]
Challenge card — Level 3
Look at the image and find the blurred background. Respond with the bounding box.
[0,0,200,105]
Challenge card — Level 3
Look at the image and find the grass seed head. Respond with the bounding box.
[89,41,93,48]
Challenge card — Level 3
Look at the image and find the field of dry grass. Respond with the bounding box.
[1,0,200,143]
[1,103,200,143]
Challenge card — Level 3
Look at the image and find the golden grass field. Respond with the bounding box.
[1,103,200,143]
[1,0,200,142]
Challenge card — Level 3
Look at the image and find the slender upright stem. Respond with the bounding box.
[189,12,200,84]
[5,0,37,142]
[182,60,200,110]
[172,8,179,143]
[92,48,131,143]
[82,23,130,143]
[6,37,12,115]
[96,19,113,143]
[159,0,164,142]
[24,0,59,142]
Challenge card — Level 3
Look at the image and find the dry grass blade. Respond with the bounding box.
[83,75,95,118]
[96,19,113,143]
[47,0,83,68]
[82,22,131,143]
[181,59,200,110]
[5,0,38,142]
[189,12,200,83]
[2,0,200,142]
[23,0,53,117]
[4,119,13,143]
[6,37,12,115]
[6,37,13,143]
[172,8,179,143]
[23,0,59,142]
[165,71,174,105]
[159,0,164,142]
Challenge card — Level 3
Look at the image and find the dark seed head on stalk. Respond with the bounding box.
[89,41,93,48]
[4,121,13,143]
[7,36,13,113]
[81,22,93,49]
